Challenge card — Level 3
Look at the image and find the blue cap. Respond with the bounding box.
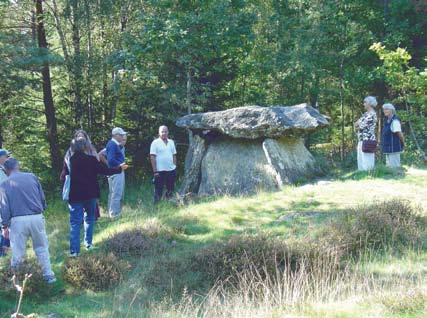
[0,149,11,157]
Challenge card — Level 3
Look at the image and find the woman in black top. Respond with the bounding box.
[67,138,127,257]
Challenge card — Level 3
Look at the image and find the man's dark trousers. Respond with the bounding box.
[154,170,176,202]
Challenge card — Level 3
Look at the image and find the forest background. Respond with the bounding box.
[0,0,426,192]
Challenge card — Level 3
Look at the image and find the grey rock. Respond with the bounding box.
[262,137,322,185]
[176,104,329,139]
[178,135,207,197]
[198,138,278,196]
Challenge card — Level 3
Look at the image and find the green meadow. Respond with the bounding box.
[1,166,426,318]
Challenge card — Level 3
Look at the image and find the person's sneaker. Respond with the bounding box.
[70,252,79,257]
[85,244,97,251]
[109,214,120,219]
[44,275,57,284]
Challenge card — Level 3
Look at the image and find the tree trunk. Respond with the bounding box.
[339,56,345,162]
[351,102,355,149]
[71,0,83,126]
[0,121,3,148]
[85,0,93,128]
[51,0,74,120]
[186,66,193,145]
[35,0,62,173]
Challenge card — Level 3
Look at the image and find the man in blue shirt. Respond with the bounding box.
[106,127,127,218]
[0,149,10,183]
[0,158,56,283]
[0,149,11,257]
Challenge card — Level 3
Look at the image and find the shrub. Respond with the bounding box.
[104,228,154,256]
[63,253,128,291]
[190,233,342,283]
[0,258,50,297]
[382,291,427,314]
[104,221,173,257]
[322,199,426,255]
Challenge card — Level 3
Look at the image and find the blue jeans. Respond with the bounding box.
[0,235,10,257]
[68,199,97,254]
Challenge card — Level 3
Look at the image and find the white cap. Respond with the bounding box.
[112,127,127,135]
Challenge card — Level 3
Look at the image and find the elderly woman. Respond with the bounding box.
[382,103,405,168]
[354,96,378,171]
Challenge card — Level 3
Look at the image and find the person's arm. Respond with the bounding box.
[172,141,177,167]
[60,161,67,182]
[150,142,159,176]
[358,113,371,129]
[396,131,405,148]
[0,187,11,227]
[35,176,47,211]
[391,120,405,148]
[98,149,108,166]
[354,118,360,128]
[150,155,158,176]
[95,157,127,176]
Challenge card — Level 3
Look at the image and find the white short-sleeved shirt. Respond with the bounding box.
[150,138,177,171]
[390,120,401,133]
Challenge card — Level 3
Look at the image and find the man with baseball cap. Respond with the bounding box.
[0,149,11,184]
[0,149,11,257]
[106,127,127,218]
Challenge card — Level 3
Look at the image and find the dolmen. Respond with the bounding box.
[176,104,329,197]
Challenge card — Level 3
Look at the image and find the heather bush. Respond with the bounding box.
[322,199,426,255]
[63,253,128,291]
[104,220,173,257]
[190,233,342,283]
[0,258,50,297]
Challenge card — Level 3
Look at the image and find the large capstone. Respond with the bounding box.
[176,104,328,139]
[176,104,329,197]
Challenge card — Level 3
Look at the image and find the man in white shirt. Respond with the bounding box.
[150,126,177,203]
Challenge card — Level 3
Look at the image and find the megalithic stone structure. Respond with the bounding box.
[176,104,329,197]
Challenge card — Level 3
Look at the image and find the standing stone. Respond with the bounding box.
[262,137,322,186]
[179,135,207,197]
[198,138,278,196]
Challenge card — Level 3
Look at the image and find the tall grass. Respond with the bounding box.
[149,251,427,318]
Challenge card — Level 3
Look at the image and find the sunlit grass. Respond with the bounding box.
[0,166,426,317]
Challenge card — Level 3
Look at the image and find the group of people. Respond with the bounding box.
[355,96,405,171]
[0,125,178,282]
[0,101,406,282]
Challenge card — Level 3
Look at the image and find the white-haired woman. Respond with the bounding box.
[354,96,378,171]
[381,103,404,168]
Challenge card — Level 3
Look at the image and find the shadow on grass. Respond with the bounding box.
[339,165,406,181]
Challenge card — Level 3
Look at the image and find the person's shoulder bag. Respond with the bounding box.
[362,140,377,153]
[62,158,71,201]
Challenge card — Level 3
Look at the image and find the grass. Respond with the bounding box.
[0,165,426,317]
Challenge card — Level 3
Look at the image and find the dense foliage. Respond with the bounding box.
[0,0,426,188]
